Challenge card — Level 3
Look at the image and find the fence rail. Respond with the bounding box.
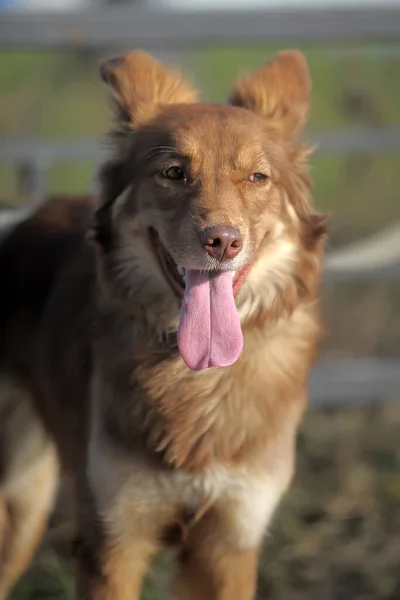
[324,224,400,282]
[309,358,400,408]
[1,128,400,199]
[2,128,400,163]
[1,6,400,49]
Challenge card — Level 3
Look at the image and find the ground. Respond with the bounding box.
[8,399,400,600]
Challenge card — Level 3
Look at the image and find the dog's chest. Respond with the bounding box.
[90,441,253,511]
[88,435,289,548]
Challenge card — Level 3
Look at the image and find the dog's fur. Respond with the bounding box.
[0,50,326,599]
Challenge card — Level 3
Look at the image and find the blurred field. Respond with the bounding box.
[1,44,400,599]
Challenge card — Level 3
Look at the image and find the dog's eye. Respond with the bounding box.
[249,173,268,184]
[162,166,185,181]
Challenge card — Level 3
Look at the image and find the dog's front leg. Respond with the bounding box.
[73,530,158,600]
[172,541,260,600]
[170,507,262,600]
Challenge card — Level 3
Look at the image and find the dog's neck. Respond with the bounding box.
[89,277,320,474]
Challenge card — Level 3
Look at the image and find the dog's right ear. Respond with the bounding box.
[230,50,311,141]
[100,51,198,130]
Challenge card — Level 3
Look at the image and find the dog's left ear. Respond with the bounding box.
[100,50,198,130]
[230,50,311,141]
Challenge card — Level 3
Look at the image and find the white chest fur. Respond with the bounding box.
[87,425,292,549]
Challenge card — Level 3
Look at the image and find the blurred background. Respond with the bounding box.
[1,0,400,598]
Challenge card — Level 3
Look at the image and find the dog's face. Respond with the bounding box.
[93,51,326,370]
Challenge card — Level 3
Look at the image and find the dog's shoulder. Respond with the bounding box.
[0,195,95,367]
[0,194,93,298]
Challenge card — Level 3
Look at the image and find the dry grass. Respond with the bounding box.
[9,399,400,600]
[259,402,400,600]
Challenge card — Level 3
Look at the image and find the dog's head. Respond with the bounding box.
[92,50,326,370]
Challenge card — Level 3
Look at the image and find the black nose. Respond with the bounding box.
[201,226,243,261]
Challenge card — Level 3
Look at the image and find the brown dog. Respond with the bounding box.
[0,50,326,599]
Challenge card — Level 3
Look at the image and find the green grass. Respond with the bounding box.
[9,551,74,600]
[195,43,400,127]
[48,163,96,195]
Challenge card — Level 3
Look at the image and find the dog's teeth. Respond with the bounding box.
[177,265,185,277]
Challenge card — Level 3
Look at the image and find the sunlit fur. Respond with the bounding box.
[0,50,327,600]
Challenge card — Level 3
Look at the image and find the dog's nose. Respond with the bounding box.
[201,226,243,261]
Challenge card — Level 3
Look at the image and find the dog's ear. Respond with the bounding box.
[230,50,311,140]
[100,51,198,129]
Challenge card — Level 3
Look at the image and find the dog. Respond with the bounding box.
[0,197,90,597]
[0,50,326,599]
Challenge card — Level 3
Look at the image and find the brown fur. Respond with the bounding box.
[0,50,326,599]
[0,448,57,598]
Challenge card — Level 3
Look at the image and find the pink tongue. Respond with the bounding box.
[177,270,243,371]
